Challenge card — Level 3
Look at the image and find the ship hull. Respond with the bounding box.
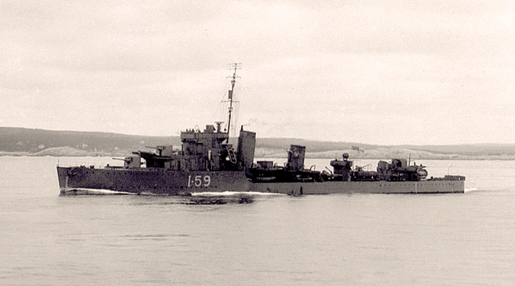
[57,166,251,195]
[57,166,464,195]
[250,180,464,195]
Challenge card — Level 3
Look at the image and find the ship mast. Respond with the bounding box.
[226,63,241,142]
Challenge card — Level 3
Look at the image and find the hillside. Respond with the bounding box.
[1,127,514,160]
[0,127,180,156]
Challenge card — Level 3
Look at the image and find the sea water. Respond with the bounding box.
[1,156,514,285]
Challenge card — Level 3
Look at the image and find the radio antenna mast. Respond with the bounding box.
[226,63,241,142]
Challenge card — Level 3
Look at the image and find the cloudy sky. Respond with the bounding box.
[1,0,514,145]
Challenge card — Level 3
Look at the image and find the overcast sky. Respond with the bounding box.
[1,0,514,145]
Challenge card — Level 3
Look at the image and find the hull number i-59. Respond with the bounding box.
[187,175,211,187]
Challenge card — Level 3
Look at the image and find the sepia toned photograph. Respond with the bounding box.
[1,1,514,285]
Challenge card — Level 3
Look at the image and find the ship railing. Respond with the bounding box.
[57,160,123,169]
[427,175,466,181]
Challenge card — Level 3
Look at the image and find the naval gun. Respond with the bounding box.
[145,145,175,156]
[330,154,428,182]
[112,156,142,169]
[377,159,428,181]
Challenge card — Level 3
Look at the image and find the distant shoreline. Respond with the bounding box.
[1,127,514,160]
[2,150,514,161]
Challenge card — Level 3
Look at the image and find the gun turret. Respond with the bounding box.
[113,156,142,169]
[377,159,428,181]
[145,145,174,156]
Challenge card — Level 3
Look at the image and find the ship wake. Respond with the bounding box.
[191,191,283,197]
[185,191,284,205]
[60,188,134,196]
[59,188,277,205]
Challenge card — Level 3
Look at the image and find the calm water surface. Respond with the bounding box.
[1,157,515,285]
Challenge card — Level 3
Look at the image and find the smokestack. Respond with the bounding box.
[237,129,256,170]
[287,145,306,171]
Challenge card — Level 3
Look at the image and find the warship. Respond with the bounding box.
[56,65,465,195]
